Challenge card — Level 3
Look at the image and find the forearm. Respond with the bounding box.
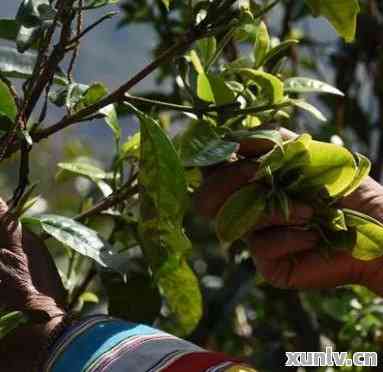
[0,317,63,372]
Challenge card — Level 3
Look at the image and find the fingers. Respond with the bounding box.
[238,127,298,158]
[248,227,320,260]
[195,160,258,219]
[250,226,362,290]
[257,250,359,290]
[340,177,383,222]
[255,201,314,229]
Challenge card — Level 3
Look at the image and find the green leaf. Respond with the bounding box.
[0,81,17,122]
[65,83,89,110]
[0,46,67,85]
[0,311,27,340]
[135,106,201,335]
[119,132,140,160]
[255,134,312,180]
[16,0,56,53]
[57,161,110,181]
[262,40,299,67]
[99,104,121,142]
[228,129,284,152]
[233,68,284,104]
[340,153,371,198]
[216,183,266,243]
[317,207,348,232]
[161,0,172,10]
[196,37,217,67]
[75,82,108,111]
[289,99,327,122]
[284,77,344,96]
[197,73,235,105]
[253,21,270,68]
[24,214,117,268]
[344,209,383,260]
[159,261,202,336]
[16,25,41,54]
[290,140,357,198]
[180,121,239,167]
[305,0,360,42]
[16,0,56,28]
[0,19,19,43]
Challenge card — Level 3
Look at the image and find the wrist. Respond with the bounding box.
[0,314,66,372]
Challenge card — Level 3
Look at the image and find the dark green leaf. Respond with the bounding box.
[135,106,202,335]
[16,25,41,54]
[0,19,19,43]
[180,121,239,167]
[16,0,56,53]
[262,40,299,67]
[23,214,118,268]
[0,46,67,85]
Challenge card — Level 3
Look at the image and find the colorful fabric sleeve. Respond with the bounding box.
[43,315,257,372]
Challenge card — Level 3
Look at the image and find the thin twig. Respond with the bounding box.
[33,30,201,141]
[10,141,31,208]
[67,11,117,46]
[76,184,139,222]
[68,266,97,310]
[67,0,84,81]
[123,94,240,113]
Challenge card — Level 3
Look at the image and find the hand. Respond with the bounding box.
[0,198,66,319]
[196,161,383,297]
[0,198,67,371]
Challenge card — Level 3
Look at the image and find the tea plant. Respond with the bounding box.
[0,0,377,344]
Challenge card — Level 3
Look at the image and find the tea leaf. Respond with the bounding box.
[180,121,238,167]
[344,209,383,260]
[216,183,266,243]
[284,77,344,96]
[197,73,235,105]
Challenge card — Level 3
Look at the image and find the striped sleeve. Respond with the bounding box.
[43,316,257,372]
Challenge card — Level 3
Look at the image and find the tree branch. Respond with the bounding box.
[67,11,118,47]
[33,30,200,142]
[76,184,139,222]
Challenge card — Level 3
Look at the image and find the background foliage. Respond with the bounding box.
[0,0,383,371]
